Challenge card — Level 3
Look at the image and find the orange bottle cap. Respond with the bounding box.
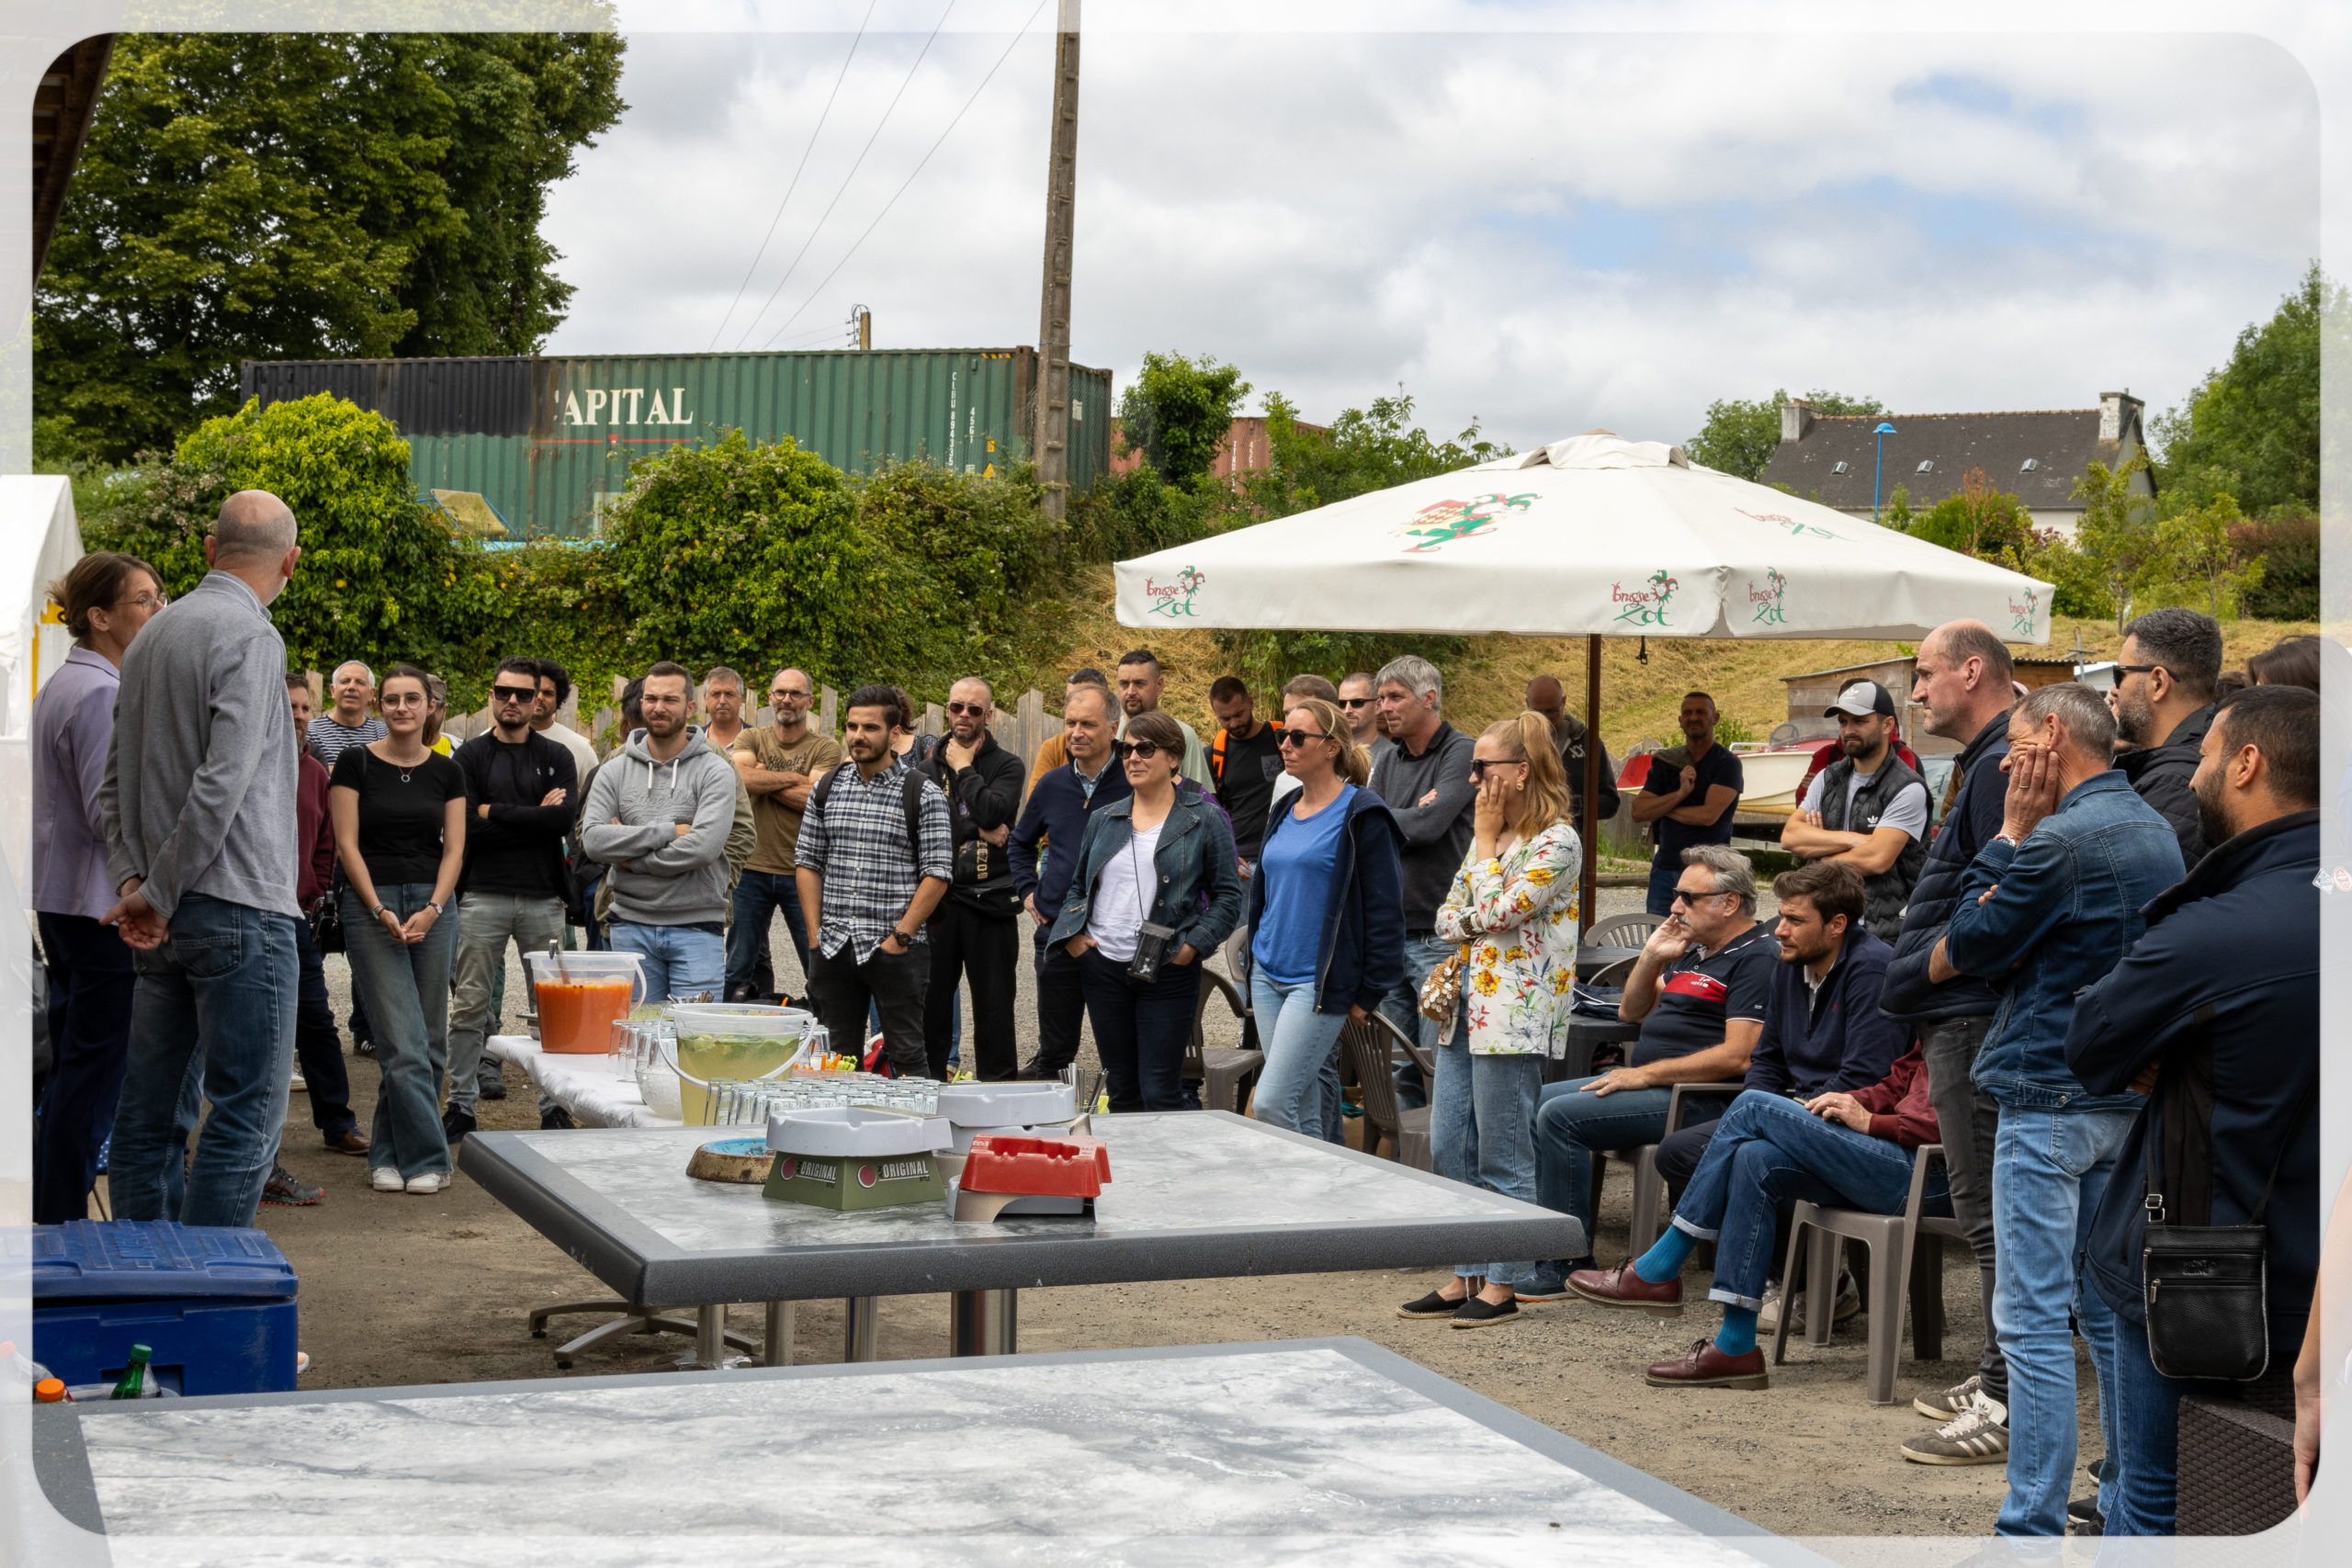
[34,1378,67,1403]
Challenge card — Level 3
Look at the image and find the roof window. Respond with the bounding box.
[1831,460,1849,475]
[2019,457,2040,472]
[1916,459,1934,473]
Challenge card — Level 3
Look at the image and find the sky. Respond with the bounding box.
[539,6,2324,455]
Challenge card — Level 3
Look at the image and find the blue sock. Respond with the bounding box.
[1632,1227,1695,1284]
[1715,1306,1758,1357]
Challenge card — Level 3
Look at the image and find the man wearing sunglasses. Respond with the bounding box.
[2110,606,2223,870]
[443,657,579,1140]
[1336,672,1390,761]
[913,677,1027,1079]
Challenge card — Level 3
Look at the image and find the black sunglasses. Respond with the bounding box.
[1468,758,1524,780]
[1338,697,1374,708]
[1275,728,1334,748]
[946,701,989,716]
[491,684,537,703]
[1114,739,1166,761]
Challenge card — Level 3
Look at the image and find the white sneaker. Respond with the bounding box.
[1757,1270,1860,1335]
[290,1066,307,1092]
[370,1167,405,1192]
[404,1171,453,1195]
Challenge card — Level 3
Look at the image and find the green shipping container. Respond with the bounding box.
[238,348,1114,541]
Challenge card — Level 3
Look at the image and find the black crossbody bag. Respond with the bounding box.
[2139,1078,2312,1382]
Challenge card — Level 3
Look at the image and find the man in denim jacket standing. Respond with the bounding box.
[1930,682,2185,1536]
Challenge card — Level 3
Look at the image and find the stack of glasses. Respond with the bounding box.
[703,1077,945,1127]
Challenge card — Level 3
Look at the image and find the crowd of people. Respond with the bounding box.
[24,488,2329,1537]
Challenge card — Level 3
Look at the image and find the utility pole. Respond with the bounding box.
[1033,1,1081,521]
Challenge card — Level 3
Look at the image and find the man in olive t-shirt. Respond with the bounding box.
[729,668,842,1002]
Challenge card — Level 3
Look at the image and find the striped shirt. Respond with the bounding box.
[307,714,386,769]
[794,755,953,963]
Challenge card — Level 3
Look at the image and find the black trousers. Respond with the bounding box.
[807,942,929,1077]
[924,900,1020,1081]
[1078,948,1198,1111]
[293,919,357,1140]
[1025,928,1087,1078]
[33,912,136,1224]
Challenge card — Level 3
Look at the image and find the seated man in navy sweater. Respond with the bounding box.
[1009,681,1132,1079]
[1649,859,1909,1225]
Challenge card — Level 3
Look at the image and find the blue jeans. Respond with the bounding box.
[1991,1102,2137,1537]
[1670,1089,1950,1311]
[1645,852,1681,917]
[1250,973,1350,1136]
[728,870,812,998]
[610,921,726,1004]
[2086,1308,2207,1535]
[107,895,298,1227]
[343,884,459,1180]
[1381,933,1466,1114]
[1533,1076,1679,1241]
[1431,1040,1545,1285]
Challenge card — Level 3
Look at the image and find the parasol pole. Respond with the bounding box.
[1581,633,1602,935]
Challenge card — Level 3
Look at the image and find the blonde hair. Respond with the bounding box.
[1480,712,1574,837]
[1286,696,1370,786]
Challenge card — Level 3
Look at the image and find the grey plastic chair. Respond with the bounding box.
[1585,911,1664,948]
[1341,1011,1432,1169]
[1589,1081,1738,1263]
[1770,1142,1953,1406]
[1185,965,1264,1115]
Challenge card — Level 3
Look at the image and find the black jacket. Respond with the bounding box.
[2114,703,2213,871]
[1880,708,2011,1021]
[2067,810,2320,1348]
[916,731,1028,915]
[455,729,579,900]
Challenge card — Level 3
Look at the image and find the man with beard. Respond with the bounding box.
[1629,693,1744,918]
[2110,606,2223,869]
[915,677,1025,1080]
[1780,680,1929,941]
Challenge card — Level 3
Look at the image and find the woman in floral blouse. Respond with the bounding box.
[1399,711,1582,1329]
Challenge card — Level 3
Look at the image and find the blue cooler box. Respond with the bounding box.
[28,1221,299,1396]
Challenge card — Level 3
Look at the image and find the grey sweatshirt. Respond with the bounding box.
[581,726,739,926]
[102,570,300,919]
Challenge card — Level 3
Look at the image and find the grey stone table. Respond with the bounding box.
[458,1110,1583,1366]
[27,1337,1819,1568]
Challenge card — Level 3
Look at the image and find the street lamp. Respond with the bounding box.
[1873,422,1897,522]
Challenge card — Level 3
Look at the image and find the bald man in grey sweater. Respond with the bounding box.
[101,491,306,1227]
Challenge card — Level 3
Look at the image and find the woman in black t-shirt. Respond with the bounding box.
[331,664,467,1195]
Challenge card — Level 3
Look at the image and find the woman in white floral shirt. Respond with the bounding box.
[1398,712,1581,1330]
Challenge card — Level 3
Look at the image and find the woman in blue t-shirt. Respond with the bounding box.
[1245,697,1406,1135]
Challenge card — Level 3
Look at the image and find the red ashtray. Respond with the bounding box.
[960,1134,1112,1198]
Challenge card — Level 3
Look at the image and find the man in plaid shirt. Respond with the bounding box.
[795,685,954,1074]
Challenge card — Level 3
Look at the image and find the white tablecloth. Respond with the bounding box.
[484,1035,684,1130]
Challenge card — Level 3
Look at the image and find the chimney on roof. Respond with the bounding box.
[1780,397,1815,445]
[2098,389,2142,445]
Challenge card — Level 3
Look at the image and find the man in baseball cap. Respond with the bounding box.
[1781,679,1931,942]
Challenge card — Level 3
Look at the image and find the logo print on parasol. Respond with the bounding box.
[1144,566,1205,618]
[1749,568,1787,626]
[1735,506,1843,541]
[1611,570,1679,627]
[1397,491,1535,553]
[2009,589,2040,636]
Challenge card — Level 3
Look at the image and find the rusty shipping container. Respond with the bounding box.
[238,348,1114,541]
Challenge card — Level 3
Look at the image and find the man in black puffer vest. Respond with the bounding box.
[1781,680,1928,942]
[1878,622,2018,1468]
[2110,606,2222,871]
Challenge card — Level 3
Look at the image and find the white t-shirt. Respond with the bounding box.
[1087,822,1164,962]
[1800,763,1929,841]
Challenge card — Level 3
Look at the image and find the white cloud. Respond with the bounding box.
[543,18,2319,453]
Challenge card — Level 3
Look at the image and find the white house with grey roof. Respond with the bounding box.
[1756,392,2155,540]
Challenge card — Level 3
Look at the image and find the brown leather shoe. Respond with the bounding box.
[323,1128,371,1156]
[1567,1260,1684,1316]
[1645,1337,1769,1389]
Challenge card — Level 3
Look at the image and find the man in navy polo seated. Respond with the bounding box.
[1009,680,1131,1080]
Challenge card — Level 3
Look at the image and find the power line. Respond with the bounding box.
[707,0,880,351]
[732,0,961,352]
[761,0,1050,351]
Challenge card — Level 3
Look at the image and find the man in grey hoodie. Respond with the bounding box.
[582,661,740,1002]
[101,491,303,1228]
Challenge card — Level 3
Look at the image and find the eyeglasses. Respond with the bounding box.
[1338,697,1373,709]
[380,693,425,708]
[771,688,810,703]
[1468,758,1524,780]
[116,592,168,612]
[946,702,988,716]
[491,684,537,704]
[1275,728,1334,748]
[1114,739,1166,761]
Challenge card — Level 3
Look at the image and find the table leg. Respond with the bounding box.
[695,1304,726,1369]
[950,1288,1018,1356]
[764,1302,794,1367]
[842,1296,879,1362]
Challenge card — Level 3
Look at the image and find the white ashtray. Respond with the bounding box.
[766,1106,951,1158]
[936,1081,1076,1128]
[949,1119,1080,1154]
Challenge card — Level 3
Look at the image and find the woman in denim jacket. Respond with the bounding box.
[1049,710,1243,1111]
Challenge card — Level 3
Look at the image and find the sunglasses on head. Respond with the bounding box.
[946,701,988,716]
[491,684,537,704]
[1114,739,1166,761]
[1275,728,1333,748]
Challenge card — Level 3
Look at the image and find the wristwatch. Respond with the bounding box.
[1991,832,2021,850]
[890,928,916,946]
[426,900,445,915]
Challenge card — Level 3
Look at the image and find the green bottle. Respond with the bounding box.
[107,1344,153,1401]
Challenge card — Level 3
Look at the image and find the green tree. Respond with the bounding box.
[1902,468,2036,559]
[2147,492,2265,620]
[2073,455,2163,632]
[2152,263,2334,515]
[1241,388,1508,518]
[1684,388,1883,481]
[1115,352,1252,488]
[36,30,626,463]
